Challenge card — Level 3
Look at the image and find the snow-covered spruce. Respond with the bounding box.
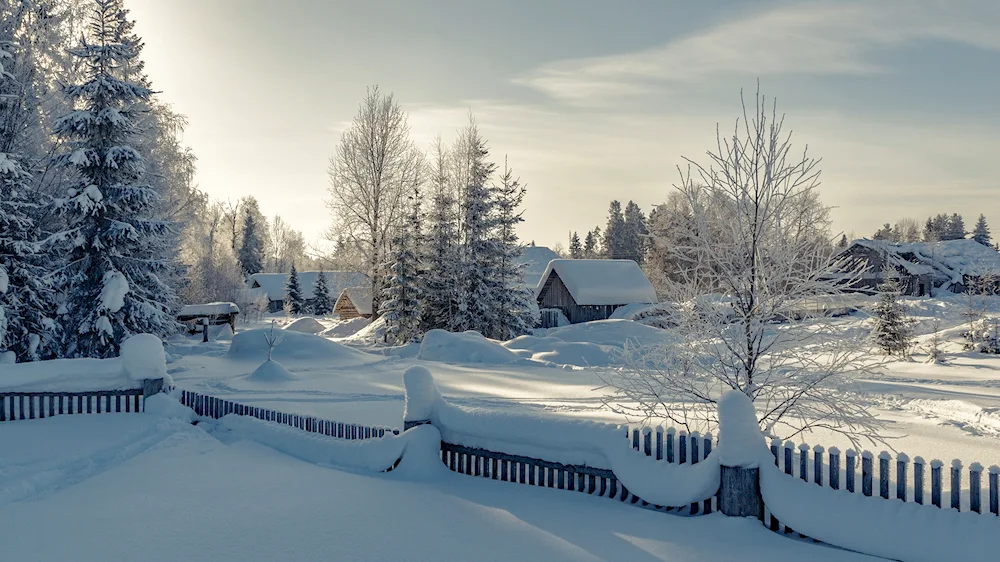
[310,270,334,315]
[420,138,460,332]
[284,264,306,316]
[379,184,423,345]
[871,273,914,357]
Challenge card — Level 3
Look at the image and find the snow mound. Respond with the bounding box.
[341,315,388,345]
[284,317,326,334]
[227,328,376,365]
[716,390,769,468]
[210,323,235,341]
[609,302,678,328]
[0,351,14,365]
[321,317,370,339]
[417,330,521,365]
[539,319,668,348]
[247,360,295,382]
[144,393,195,423]
[120,334,166,381]
[503,336,620,367]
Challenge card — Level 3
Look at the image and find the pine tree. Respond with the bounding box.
[422,137,459,331]
[284,264,305,315]
[946,213,966,240]
[310,269,333,315]
[923,217,936,242]
[603,201,625,259]
[568,232,582,259]
[491,158,536,339]
[872,223,893,240]
[238,197,265,276]
[973,214,991,246]
[583,230,596,258]
[380,186,423,345]
[622,200,647,264]
[52,0,179,358]
[837,234,848,249]
[453,117,499,336]
[871,271,913,357]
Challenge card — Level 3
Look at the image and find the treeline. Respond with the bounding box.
[326,89,536,345]
[867,213,992,246]
[567,200,648,262]
[0,0,307,362]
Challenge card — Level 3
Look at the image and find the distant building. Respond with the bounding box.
[247,271,368,313]
[334,286,374,320]
[535,259,657,327]
[832,238,1000,296]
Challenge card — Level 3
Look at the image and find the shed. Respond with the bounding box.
[535,259,657,327]
[247,271,367,313]
[177,302,240,333]
[334,286,374,319]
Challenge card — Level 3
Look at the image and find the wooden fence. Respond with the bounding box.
[438,425,718,515]
[179,389,399,440]
[0,389,146,421]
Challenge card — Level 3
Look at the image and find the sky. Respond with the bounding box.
[127,0,1000,250]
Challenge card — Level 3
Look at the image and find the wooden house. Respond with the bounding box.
[334,286,373,319]
[247,271,367,313]
[534,260,658,327]
[177,302,240,333]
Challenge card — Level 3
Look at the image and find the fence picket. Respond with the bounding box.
[703,435,713,514]
[799,444,809,482]
[862,451,873,497]
[931,460,943,508]
[655,427,664,460]
[678,431,687,463]
[666,428,675,463]
[879,452,891,499]
[914,457,925,504]
[813,446,824,486]
[990,466,999,516]
[970,463,983,514]
[951,460,962,511]
[643,427,652,457]
[896,453,909,501]
[829,447,840,490]
[690,433,701,513]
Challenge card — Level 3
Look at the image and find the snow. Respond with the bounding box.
[143,392,195,423]
[519,245,561,288]
[337,285,373,315]
[760,461,1000,561]
[320,316,370,338]
[99,270,129,312]
[283,316,326,334]
[402,365,442,423]
[851,238,1000,287]
[177,302,239,317]
[120,333,167,381]
[0,351,14,365]
[418,329,523,365]
[504,335,621,367]
[226,328,378,366]
[94,315,113,337]
[247,359,295,382]
[538,319,669,348]
[0,416,867,562]
[0,265,7,294]
[535,259,657,305]
[716,390,770,468]
[604,440,721,507]
[0,356,133,392]
[248,271,367,301]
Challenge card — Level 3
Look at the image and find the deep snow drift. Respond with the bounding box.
[226,327,378,366]
[283,317,326,334]
[418,329,523,365]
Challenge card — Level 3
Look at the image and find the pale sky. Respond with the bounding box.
[128,0,1000,249]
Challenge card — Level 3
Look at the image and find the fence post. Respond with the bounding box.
[716,391,764,521]
[914,457,925,504]
[896,453,908,501]
[829,447,840,490]
[970,463,983,514]
[879,451,891,499]
[931,460,943,508]
[989,465,999,516]
[846,449,857,493]
[141,378,165,410]
[951,460,962,511]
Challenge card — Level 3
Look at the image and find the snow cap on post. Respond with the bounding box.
[716,390,768,468]
[121,333,167,382]
[403,365,442,428]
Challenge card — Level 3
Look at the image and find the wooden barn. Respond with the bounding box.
[534,259,658,328]
[334,286,373,319]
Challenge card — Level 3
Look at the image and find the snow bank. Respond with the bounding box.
[402,365,442,423]
[539,319,667,348]
[120,334,166,382]
[284,317,326,334]
[247,360,295,382]
[177,302,239,317]
[0,357,136,392]
[604,442,720,507]
[417,330,522,365]
[0,351,14,365]
[716,390,770,468]
[503,335,620,367]
[390,424,449,480]
[227,328,376,365]
[143,393,194,423]
[320,317,370,338]
[760,462,1000,561]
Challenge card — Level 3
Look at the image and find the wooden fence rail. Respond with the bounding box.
[179,389,399,440]
[0,389,145,421]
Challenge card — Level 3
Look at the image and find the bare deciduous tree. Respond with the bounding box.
[604,88,884,447]
[327,86,423,316]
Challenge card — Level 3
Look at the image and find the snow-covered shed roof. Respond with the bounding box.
[519,245,562,289]
[849,240,936,276]
[248,271,367,301]
[535,259,657,306]
[336,285,373,315]
[847,238,1000,285]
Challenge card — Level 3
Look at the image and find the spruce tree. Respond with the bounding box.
[238,196,265,276]
[973,214,991,246]
[568,232,582,259]
[946,213,966,240]
[380,186,423,345]
[491,159,536,339]
[922,217,936,242]
[622,200,647,264]
[284,264,305,315]
[583,230,596,258]
[603,200,625,259]
[52,0,179,358]
[871,271,913,357]
[837,234,848,249]
[422,138,459,331]
[310,269,333,315]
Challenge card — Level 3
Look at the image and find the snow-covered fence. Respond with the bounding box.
[0,388,147,420]
[178,390,399,440]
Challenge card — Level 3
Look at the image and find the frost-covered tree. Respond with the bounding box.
[946,213,966,240]
[871,272,912,358]
[491,158,536,339]
[606,89,883,446]
[582,230,597,259]
[973,214,991,246]
[872,223,893,240]
[602,200,625,259]
[452,116,499,335]
[568,231,582,259]
[421,136,459,331]
[837,234,848,248]
[52,0,179,358]
[622,200,647,264]
[380,186,423,345]
[284,263,305,315]
[310,269,333,315]
[237,196,266,276]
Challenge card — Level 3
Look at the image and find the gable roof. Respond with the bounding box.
[335,285,373,315]
[846,238,1000,286]
[535,259,657,306]
[248,271,367,301]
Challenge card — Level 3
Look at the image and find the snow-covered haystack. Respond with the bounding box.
[321,317,370,339]
[120,334,168,383]
[247,359,296,382]
[504,335,619,367]
[284,316,326,334]
[227,328,376,366]
[417,330,521,365]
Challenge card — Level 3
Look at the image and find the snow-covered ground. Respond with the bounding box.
[0,414,872,561]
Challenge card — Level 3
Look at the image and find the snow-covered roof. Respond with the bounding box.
[519,245,562,289]
[847,238,1000,285]
[248,271,367,301]
[336,285,373,315]
[535,259,657,306]
[178,302,240,317]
